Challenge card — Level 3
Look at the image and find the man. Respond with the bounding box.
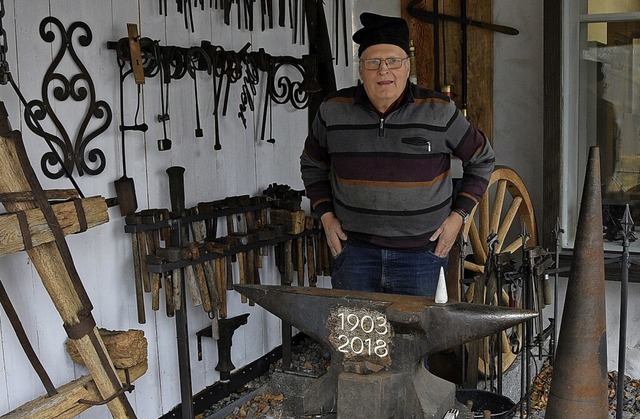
[300,12,495,296]
[595,61,619,198]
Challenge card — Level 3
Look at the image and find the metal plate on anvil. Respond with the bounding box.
[326,306,394,370]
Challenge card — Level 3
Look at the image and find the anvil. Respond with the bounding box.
[235,284,536,419]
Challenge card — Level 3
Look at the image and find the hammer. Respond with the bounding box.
[156,246,194,309]
[188,243,213,313]
[205,241,229,318]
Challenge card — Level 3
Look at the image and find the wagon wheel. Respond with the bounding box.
[462,165,538,376]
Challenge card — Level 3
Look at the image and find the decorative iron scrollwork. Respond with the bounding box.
[25,16,112,179]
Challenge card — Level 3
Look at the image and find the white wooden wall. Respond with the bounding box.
[0,0,354,417]
[10,1,635,418]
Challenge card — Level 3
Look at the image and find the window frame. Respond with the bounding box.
[545,2,640,281]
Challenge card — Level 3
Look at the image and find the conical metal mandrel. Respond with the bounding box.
[545,146,608,418]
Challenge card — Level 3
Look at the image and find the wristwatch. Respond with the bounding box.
[452,208,469,223]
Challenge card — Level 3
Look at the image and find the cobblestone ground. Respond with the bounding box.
[202,336,640,419]
[526,363,640,418]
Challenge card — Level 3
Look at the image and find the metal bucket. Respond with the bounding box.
[455,389,515,419]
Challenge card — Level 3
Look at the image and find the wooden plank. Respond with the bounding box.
[0,196,108,257]
[0,361,147,419]
[401,0,493,139]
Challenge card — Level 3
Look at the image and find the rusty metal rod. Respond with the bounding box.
[0,276,58,396]
[616,205,633,419]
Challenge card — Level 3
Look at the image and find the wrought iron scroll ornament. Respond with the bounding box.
[25,16,112,179]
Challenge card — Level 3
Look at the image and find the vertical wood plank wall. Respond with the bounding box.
[401,0,493,139]
[0,1,352,417]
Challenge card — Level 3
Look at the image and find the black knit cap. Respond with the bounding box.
[352,12,410,57]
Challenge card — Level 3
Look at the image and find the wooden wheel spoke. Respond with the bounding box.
[490,179,507,235]
[468,220,486,264]
[479,192,490,247]
[495,196,522,253]
[501,237,524,254]
[464,259,485,273]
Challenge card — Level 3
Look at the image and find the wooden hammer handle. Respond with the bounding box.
[237,252,247,303]
[215,257,227,318]
[296,237,304,286]
[131,232,146,324]
[306,232,316,287]
[164,273,175,317]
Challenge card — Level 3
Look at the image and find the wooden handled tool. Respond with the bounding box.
[127,23,145,84]
[164,272,175,317]
[214,257,227,318]
[125,214,146,324]
[305,216,317,287]
[189,243,212,313]
[172,268,183,311]
[157,247,190,310]
[283,239,294,285]
[147,255,163,311]
[296,236,304,286]
[237,251,247,303]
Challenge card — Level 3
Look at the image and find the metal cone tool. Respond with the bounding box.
[435,266,448,304]
[545,146,609,418]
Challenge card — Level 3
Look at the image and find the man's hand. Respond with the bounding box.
[320,212,348,256]
[429,212,465,258]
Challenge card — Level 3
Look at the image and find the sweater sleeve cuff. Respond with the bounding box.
[313,201,335,218]
[452,195,477,214]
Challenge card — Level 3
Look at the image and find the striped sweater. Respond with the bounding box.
[300,82,495,250]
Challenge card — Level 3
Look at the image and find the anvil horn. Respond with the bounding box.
[234,284,536,355]
[407,303,538,354]
[545,146,609,418]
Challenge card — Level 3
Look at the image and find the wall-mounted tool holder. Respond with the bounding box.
[123,187,329,419]
[123,189,329,322]
[107,36,321,150]
[159,0,317,45]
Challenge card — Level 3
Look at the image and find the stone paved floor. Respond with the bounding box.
[203,335,639,418]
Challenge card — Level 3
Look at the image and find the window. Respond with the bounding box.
[562,2,640,252]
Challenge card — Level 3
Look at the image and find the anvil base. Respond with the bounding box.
[338,367,455,419]
[282,364,455,418]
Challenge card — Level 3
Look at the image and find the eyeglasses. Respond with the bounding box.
[360,57,409,70]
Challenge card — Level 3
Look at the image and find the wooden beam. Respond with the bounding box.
[0,196,108,256]
[1,361,147,419]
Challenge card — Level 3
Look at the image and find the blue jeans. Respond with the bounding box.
[330,242,448,297]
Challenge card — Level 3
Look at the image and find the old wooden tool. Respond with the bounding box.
[125,213,147,324]
[304,216,317,287]
[113,24,149,216]
[235,284,536,419]
[0,102,137,417]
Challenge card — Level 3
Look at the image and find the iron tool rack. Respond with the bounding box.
[123,194,326,418]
